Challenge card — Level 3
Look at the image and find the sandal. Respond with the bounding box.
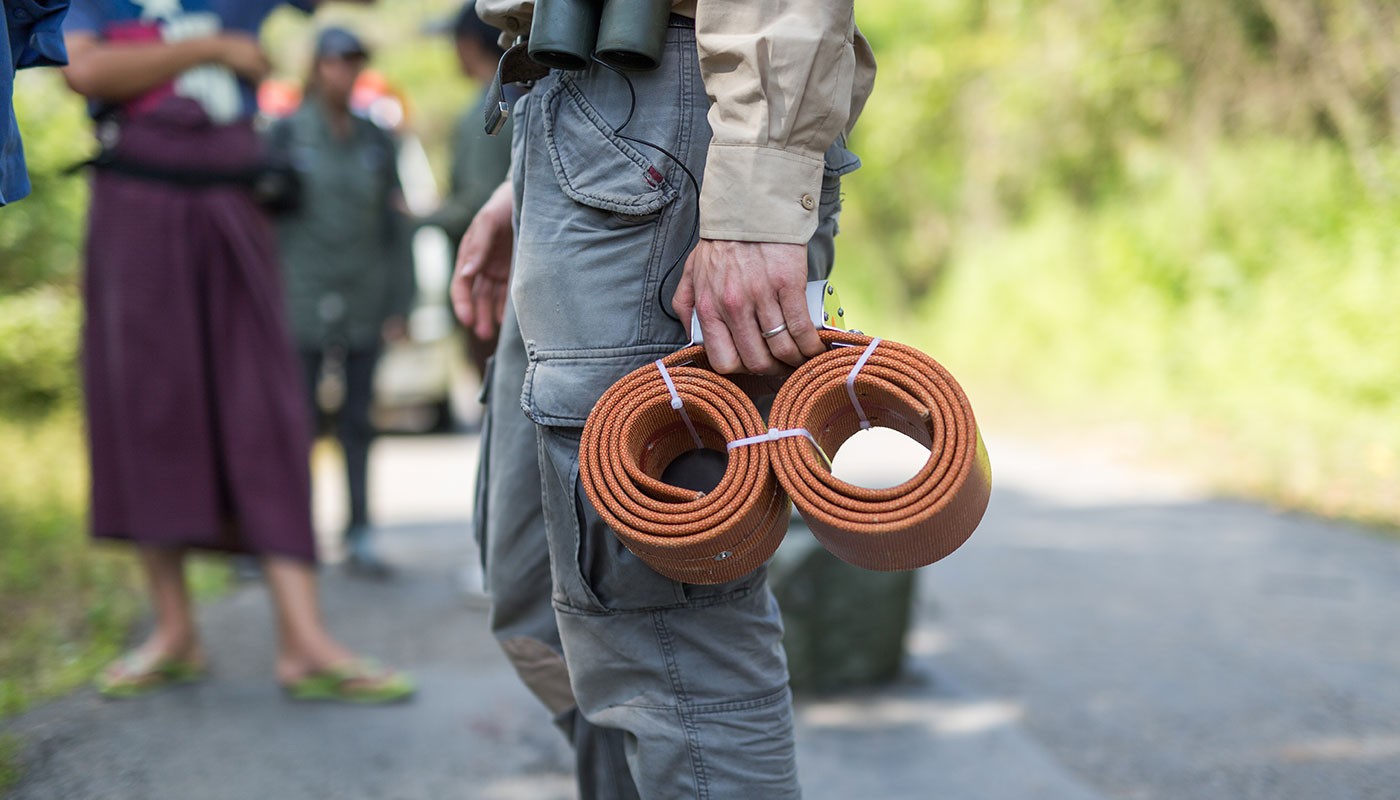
[282,659,416,704]
[96,651,207,699]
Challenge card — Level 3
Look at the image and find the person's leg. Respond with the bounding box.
[537,428,799,798]
[480,296,641,799]
[135,547,200,656]
[338,346,382,570]
[505,22,801,796]
[261,555,353,676]
[97,546,207,691]
[260,555,413,699]
[299,349,323,435]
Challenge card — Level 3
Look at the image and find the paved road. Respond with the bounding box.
[6,435,1399,799]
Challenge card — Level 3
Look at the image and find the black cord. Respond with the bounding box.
[591,57,702,323]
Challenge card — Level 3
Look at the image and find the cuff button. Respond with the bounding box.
[800,194,817,211]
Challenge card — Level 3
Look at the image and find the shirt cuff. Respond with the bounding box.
[698,143,824,245]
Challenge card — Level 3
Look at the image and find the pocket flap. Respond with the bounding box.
[522,343,685,427]
[542,79,679,216]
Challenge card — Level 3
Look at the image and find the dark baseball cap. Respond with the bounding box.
[314,26,371,61]
[426,1,503,52]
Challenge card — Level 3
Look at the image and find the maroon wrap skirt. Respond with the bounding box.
[82,100,316,562]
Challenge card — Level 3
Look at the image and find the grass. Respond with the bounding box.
[0,414,139,719]
[0,734,20,795]
[0,414,231,722]
[840,139,1400,528]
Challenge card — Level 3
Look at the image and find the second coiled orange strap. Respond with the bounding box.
[579,331,992,584]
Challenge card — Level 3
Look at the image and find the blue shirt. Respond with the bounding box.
[3,1,71,206]
[64,0,313,122]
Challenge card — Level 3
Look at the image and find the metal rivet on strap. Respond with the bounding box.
[714,551,732,561]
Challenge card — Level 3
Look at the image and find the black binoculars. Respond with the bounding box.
[528,0,672,72]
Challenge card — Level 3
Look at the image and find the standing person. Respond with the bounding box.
[270,26,413,578]
[419,1,511,377]
[62,0,414,703]
[454,2,874,796]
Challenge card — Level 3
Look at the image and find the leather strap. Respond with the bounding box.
[579,330,992,584]
[484,41,550,136]
[579,346,792,585]
[770,330,992,572]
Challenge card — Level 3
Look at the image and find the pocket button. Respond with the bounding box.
[800,194,817,211]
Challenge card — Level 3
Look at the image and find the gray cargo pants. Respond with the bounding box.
[475,18,857,799]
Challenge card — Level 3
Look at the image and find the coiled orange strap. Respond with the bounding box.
[579,331,991,584]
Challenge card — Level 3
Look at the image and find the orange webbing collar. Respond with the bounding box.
[579,331,991,584]
[769,330,992,571]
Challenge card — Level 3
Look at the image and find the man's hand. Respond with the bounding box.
[672,240,826,374]
[450,180,514,341]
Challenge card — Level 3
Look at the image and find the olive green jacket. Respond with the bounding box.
[419,92,514,246]
[270,101,415,351]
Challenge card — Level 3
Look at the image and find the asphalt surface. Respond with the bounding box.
[5,434,1399,799]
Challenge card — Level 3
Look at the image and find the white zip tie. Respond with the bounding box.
[726,427,831,468]
[846,337,882,430]
[655,359,704,450]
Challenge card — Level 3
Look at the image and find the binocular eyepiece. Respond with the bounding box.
[528,0,672,72]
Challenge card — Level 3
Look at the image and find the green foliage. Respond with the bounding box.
[0,416,141,719]
[0,734,20,794]
[0,74,91,294]
[830,0,1400,525]
[0,288,80,419]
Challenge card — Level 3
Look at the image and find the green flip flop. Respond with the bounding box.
[282,659,416,704]
[96,652,207,699]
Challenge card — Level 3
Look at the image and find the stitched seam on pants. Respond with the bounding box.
[654,609,709,799]
[640,31,697,340]
[689,686,790,716]
[550,580,760,616]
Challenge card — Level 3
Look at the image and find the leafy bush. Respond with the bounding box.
[832,0,1400,524]
[0,288,81,419]
[0,73,91,294]
[0,415,140,718]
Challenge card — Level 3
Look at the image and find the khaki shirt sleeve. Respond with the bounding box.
[695,0,874,244]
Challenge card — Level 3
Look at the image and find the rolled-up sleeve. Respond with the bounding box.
[695,0,874,244]
[9,0,71,69]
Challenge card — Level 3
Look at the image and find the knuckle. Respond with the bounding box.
[696,301,722,323]
[719,290,747,316]
[744,352,774,375]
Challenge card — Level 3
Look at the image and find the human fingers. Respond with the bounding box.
[451,234,482,327]
[757,306,805,369]
[472,276,501,341]
[672,264,696,339]
[775,270,824,359]
[719,296,778,375]
[697,308,742,374]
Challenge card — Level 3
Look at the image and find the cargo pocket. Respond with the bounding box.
[542,77,679,219]
[541,427,688,613]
